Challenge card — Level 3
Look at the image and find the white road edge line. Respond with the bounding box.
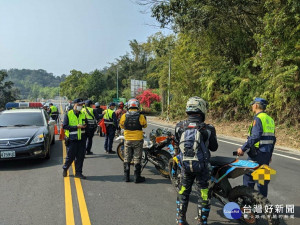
[147,122,300,161]
[218,139,300,161]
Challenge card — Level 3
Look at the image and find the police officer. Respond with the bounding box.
[62,99,87,179]
[115,101,127,135]
[43,104,49,112]
[237,97,276,197]
[82,100,101,155]
[95,102,104,136]
[174,97,218,225]
[103,102,118,154]
[119,98,147,183]
[49,103,59,122]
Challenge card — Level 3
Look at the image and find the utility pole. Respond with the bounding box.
[167,55,171,121]
[117,67,119,99]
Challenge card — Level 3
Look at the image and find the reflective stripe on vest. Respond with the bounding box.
[248,112,275,148]
[82,107,96,125]
[64,110,86,140]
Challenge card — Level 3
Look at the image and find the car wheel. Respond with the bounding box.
[51,135,55,145]
[45,142,51,159]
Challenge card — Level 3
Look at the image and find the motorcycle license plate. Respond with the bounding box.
[1,151,16,158]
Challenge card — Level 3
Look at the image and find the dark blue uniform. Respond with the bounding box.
[62,111,87,174]
[242,112,276,197]
[85,108,101,154]
[104,111,117,153]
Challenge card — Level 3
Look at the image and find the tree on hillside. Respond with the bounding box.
[0,70,19,108]
[5,69,65,100]
[59,70,89,100]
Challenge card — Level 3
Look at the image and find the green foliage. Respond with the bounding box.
[151,101,161,112]
[5,69,65,100]
[58,0,300,125]
[134,0,300,125]
[0,70,18,108]
[60,70,89,100]
[253,0,300,124]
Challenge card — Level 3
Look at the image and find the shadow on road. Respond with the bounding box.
[84,154,118,159]
[86,174,171,185]
[0,141,63,171]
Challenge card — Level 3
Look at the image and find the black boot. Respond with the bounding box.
[176,195,189,225]
[197,200,210,225]
[124,162,130,182]
[134,164,145,183]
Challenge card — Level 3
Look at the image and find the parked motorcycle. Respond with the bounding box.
[169,151,279,225]
[116,134,174,178]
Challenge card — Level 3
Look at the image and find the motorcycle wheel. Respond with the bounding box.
[228,185,280,225]
[116,142,133,165]
[168,158,182,192]
[155,150,172,178]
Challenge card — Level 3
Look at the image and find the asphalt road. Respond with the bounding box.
[0,104,299,225]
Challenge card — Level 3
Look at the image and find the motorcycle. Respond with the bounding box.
[169,151,280,225]
[116,133,174,178]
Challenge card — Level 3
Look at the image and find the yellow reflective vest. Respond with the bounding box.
[248,112,275,148]
[65,110,86,141]
[82,107,96,126]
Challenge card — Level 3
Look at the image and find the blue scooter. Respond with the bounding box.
[169,151,280,225]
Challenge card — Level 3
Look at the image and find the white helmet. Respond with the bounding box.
[95,102,100,107]
[128,98,140,109]
[186,96,208,115]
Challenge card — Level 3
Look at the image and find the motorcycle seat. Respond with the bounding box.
[209,156,236,167]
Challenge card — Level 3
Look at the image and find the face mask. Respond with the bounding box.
[76,106,83,111]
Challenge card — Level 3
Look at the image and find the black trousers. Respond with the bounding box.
[177,167,210,221]
[86,129,95,153]
[243,150,272,197]
[104,125,115,152]
[63,138,86,174]
[180,168,210,196]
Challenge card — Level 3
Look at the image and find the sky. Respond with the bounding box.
[0,0,171,76]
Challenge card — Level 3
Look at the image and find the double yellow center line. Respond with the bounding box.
[60,104,91,225]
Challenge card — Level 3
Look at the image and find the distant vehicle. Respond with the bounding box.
[5,102,43,110]
[0,109,56,160]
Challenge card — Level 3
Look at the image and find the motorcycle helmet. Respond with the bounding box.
[185,96,208,116]
[118,101,124,108]
[95,102,100,108]
[128,98,140,109]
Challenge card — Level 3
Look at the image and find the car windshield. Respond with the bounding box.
[0,112,45,126]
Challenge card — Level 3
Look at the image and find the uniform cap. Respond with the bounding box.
[73,98,84,104]
[109,102,116,107]
[250,97,268,106]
